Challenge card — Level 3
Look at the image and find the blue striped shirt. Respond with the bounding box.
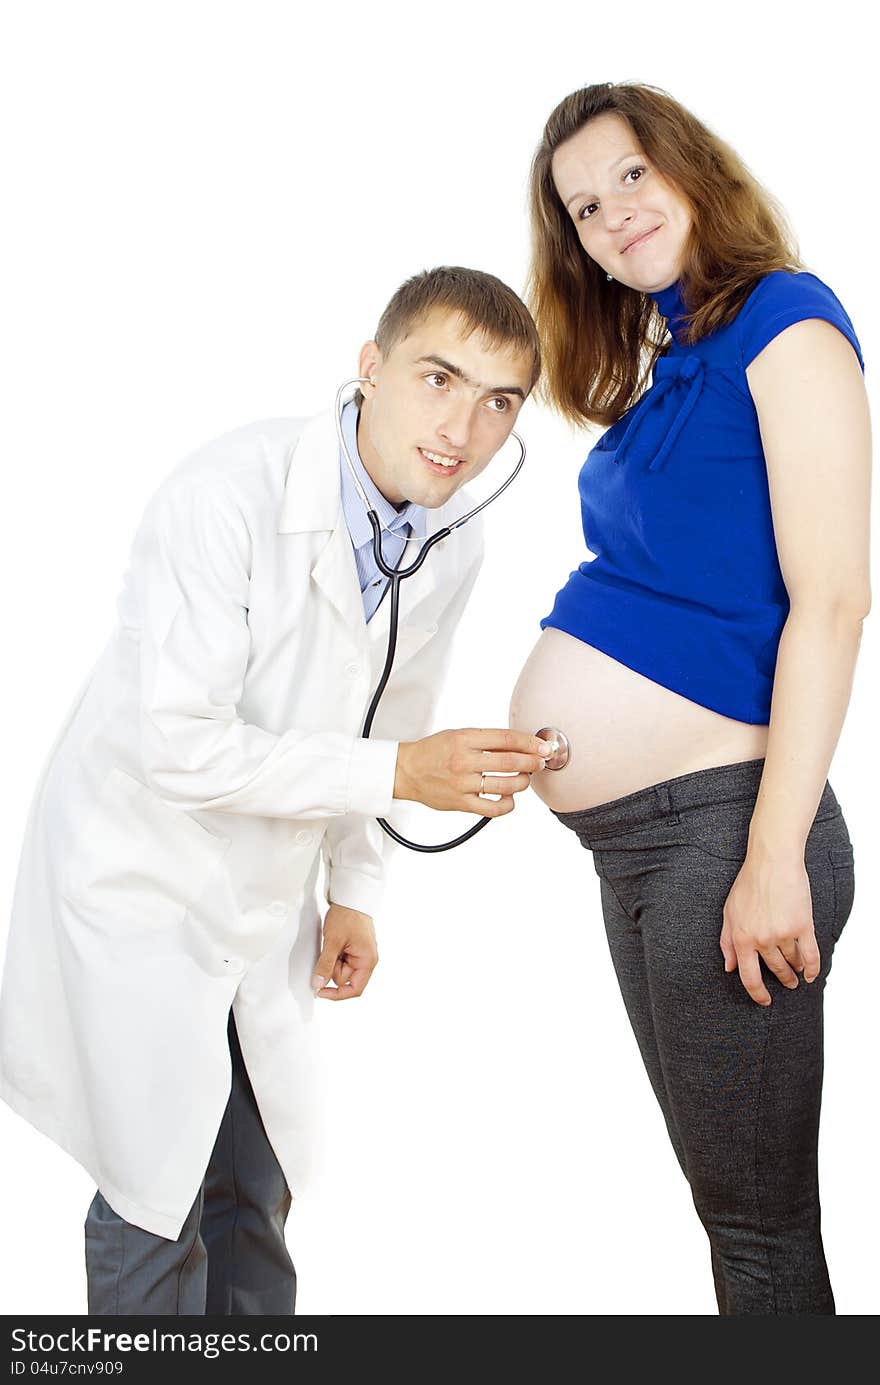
[338,399,426,622]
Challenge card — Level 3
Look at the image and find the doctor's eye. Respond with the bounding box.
[425,372,448,389]
[486,396,510,412]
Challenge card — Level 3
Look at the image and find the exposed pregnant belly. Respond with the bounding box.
[508,628,769,813]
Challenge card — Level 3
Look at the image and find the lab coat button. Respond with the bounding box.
[294,830,313,845]
[426,622,438,635]
[267,900,288,918]
[344,661,362,678]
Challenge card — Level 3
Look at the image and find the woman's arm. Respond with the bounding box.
[721,316,872,1004]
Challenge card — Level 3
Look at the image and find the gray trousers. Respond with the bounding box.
[85,1008,295,1315]
[555,757,856,1316]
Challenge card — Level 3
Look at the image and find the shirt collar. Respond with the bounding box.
[339,398,423,547]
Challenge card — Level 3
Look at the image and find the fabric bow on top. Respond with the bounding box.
[613,354,706,473]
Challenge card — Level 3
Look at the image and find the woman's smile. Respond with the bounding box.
[621,225,661,254]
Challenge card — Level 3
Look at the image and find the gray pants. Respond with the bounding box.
[554,757,855,1316]
[85,1009,295,1315]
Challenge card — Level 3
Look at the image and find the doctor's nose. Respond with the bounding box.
[436,398,475,453]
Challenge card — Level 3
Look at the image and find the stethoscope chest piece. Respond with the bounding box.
[535,725,570,771]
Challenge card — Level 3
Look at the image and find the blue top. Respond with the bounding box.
[540,270,865,723]
[338,399,426,622]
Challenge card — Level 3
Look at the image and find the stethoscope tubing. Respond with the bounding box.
[361,560,494,853]
[334,378,525,854]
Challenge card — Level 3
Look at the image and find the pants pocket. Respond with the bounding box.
[829,842,855,941]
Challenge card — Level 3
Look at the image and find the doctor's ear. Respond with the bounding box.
[358,340,383,389]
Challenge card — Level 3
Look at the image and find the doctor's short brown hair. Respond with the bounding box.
[355,266,541,405]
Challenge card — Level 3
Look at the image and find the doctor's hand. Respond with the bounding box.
[394,728,554,816]
[312,905,379,1001]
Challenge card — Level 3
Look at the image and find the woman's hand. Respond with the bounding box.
[720,847,821,1005]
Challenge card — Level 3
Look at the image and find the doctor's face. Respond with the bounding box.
[552,112,693,295]
[355,308,532,509]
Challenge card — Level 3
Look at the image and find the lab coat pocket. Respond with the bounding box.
[61,765,230,932]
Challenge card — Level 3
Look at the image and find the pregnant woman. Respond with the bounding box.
[509,82,871,1315]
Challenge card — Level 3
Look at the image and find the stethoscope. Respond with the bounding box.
[334,378,570,854]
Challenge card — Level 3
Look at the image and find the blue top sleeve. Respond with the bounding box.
[738,270,865,373]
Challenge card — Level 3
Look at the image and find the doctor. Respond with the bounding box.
[0,265,547,1315]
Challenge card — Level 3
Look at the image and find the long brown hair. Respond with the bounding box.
[527,82,802,427]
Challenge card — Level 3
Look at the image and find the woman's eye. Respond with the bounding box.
[577,168,646,221]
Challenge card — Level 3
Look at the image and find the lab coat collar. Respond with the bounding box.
[278,409,457,664]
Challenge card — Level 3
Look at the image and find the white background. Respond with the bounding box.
[1,0,876,1316]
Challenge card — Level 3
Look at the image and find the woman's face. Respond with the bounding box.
[551,112,693,294]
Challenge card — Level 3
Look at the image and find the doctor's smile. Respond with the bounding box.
[418,446,466,471]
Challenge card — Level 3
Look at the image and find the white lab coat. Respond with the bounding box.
[0,409,484,1238]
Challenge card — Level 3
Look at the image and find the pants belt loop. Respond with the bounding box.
[655,783,674,818]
